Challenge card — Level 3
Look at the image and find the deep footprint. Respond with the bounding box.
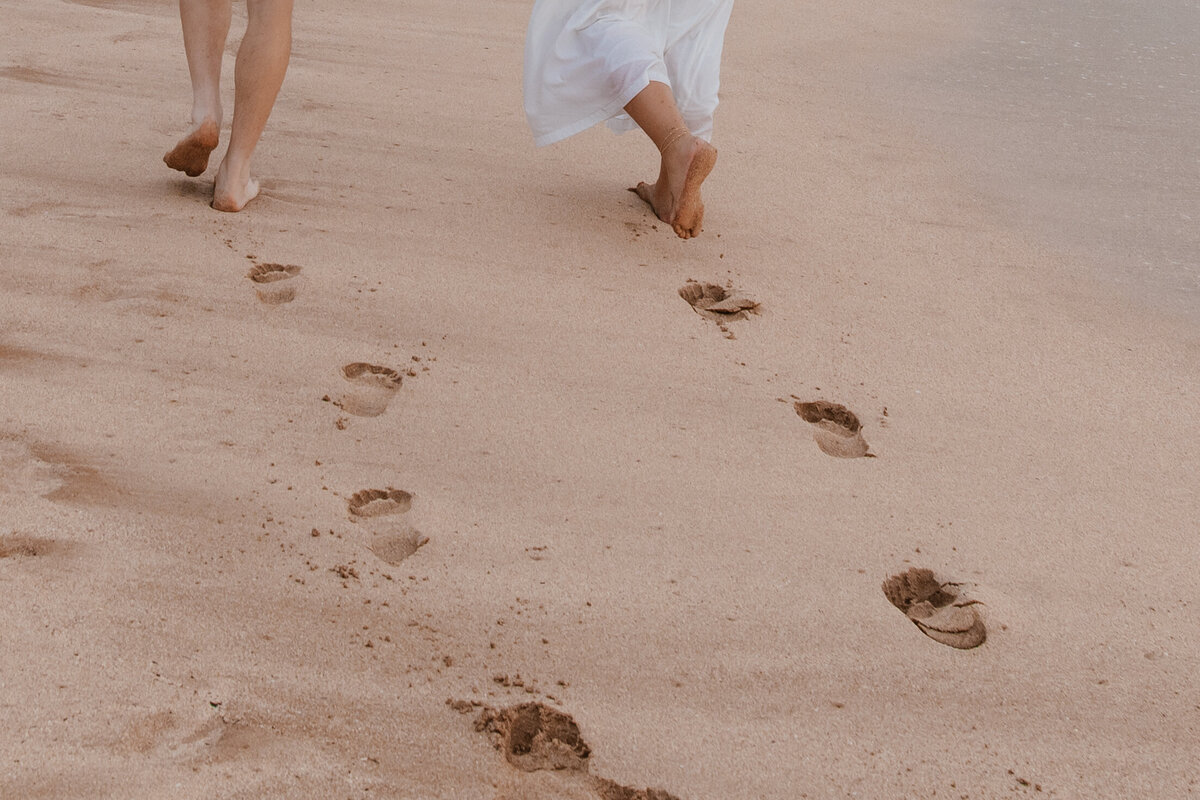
[476,702,591,773]
[679,280,758,338]
[338,363,402,417]
[593,780,684,800]
[468,702,684,799]
[347,487,413,517]
[794,400,872,458]
[247,263,302,305]
[882,567,987,649]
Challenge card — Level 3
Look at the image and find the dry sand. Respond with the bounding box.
[2,1,1198,798]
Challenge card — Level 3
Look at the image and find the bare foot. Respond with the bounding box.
[211,160,260,213]
[671,139,717,238]
[630,134,717,239]
[163,120,220,178]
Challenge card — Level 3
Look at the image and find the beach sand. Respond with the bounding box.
[2,1,1197,798]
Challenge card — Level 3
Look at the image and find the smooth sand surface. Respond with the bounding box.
[2,1,1198,798]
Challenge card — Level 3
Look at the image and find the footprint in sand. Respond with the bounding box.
[476,702,592,773]
[247,263,302,305]
[793,400,873,459]
[347,488,428,565]
[882,567,987,650]
[337,363,403,417]
[592,780,685,800]
[369,529,429,566]
[470,702,683,799]
[347,487,413,517]
[679,280,759,339]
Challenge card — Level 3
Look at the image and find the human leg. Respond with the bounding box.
[211,0,293,212]
[624,81,716,239]
[164,0,232,177]
[524,1,716,237]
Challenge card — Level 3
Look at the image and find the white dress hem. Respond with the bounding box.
[531,73,651,148]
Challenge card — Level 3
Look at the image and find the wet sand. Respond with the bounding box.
[2,1,1198,798]
[883,0,1200,323]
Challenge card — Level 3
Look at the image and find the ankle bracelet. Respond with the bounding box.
[659,126,691,153]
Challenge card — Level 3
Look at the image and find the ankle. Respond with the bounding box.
[657,126,692,155]
[190,108,222,128]
[217,156,249,184]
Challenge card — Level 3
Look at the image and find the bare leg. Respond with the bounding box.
[164,0,231,177]
[624,81,717,239]
[211,0,293,212]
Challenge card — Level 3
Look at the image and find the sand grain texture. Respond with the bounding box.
[2,0,1198,798]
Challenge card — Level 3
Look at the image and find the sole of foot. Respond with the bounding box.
[163,120,219,178]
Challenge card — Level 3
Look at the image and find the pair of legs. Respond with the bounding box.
[163,0,293,212]
[624,81,717,239]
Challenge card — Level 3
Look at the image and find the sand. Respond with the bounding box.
[2,1,1198,798]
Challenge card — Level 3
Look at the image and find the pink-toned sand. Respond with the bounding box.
[2,1,1197,798]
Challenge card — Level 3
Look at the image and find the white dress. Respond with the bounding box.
[523,0,735,147]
